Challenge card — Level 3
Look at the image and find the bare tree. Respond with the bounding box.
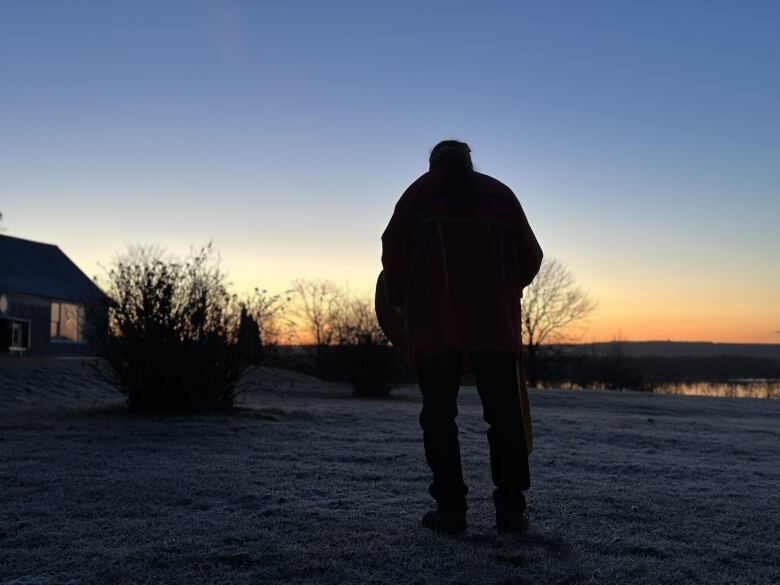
[330,292,392,396]
[237,288,295,363]
[521,258,597,386]
[289,278,342,374]
[332,296,387,347]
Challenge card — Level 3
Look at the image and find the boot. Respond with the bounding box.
[421,509,467,534]
[494,490,529,534]
[496,509,530,534]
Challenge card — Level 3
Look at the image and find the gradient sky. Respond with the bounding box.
[2,1,778,343]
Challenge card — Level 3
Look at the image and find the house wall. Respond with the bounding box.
[1,293,105,357]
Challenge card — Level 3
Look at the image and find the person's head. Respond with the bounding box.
[429,140,473,172]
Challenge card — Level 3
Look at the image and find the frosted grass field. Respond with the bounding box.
[1,360,778,584]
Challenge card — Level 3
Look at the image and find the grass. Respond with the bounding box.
[1,364,778,584]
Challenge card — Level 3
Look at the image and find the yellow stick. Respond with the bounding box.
[516,358,534,455]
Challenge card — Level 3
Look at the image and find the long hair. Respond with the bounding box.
[429,140,475,199]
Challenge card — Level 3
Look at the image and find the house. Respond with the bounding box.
[0,234,108,356]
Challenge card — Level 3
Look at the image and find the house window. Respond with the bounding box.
[1,318,31,352]
[51,302,85,342]
[12,322,23,347]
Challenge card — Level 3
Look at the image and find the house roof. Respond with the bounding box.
[0,234,107,303]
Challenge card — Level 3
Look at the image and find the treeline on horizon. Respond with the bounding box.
[271,343,780,392]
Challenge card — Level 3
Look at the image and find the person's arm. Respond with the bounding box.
[381,174,428,307]
[512,197,543,289]
[381,203,411,308]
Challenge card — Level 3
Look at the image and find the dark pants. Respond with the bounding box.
[417,350,530,515]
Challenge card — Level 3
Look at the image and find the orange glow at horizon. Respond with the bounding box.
[42,233,780,347]
[245,271,780,346]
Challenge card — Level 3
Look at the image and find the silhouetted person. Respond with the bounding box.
[381,140,543,534]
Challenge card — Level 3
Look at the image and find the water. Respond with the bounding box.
[653,379,780,399]
[538,379,780,399]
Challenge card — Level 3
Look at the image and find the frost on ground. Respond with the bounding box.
[0,359,779,585]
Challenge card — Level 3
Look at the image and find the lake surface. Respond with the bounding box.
[539,379,780,399]
[653,379,780,399]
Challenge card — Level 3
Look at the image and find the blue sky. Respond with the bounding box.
[2,1,779,341]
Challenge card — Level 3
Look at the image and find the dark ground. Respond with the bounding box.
[1,361,778,584]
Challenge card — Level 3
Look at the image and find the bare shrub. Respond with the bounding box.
[94,245,279,413]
